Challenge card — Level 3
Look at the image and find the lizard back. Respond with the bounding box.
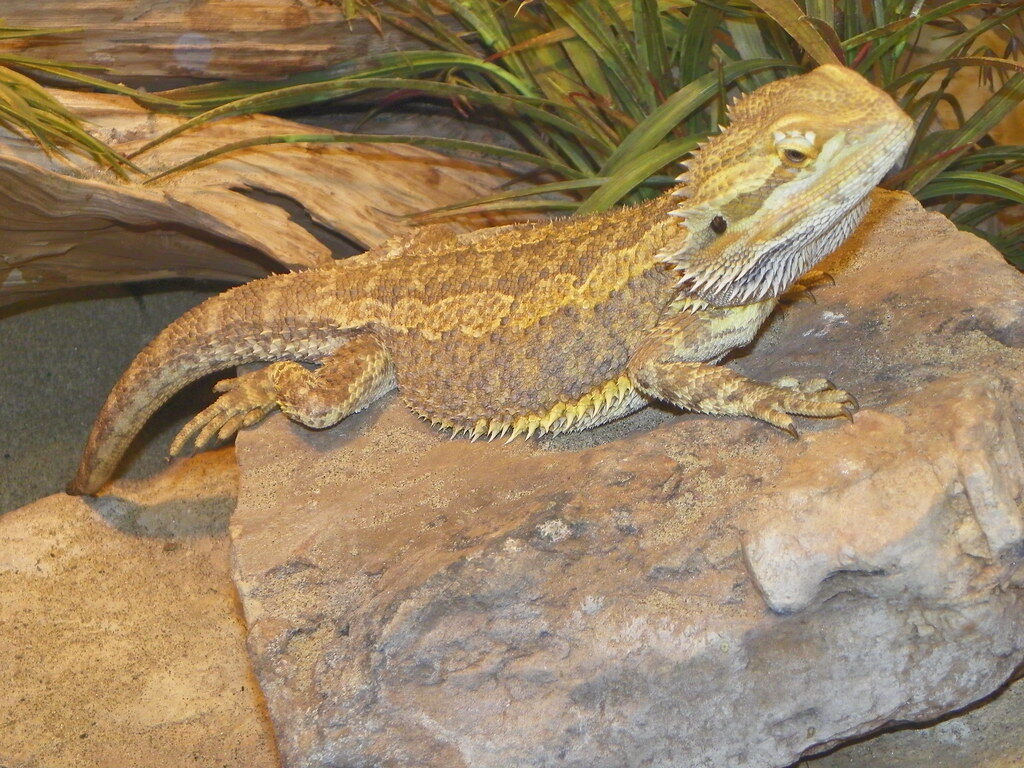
[333,194,684,436]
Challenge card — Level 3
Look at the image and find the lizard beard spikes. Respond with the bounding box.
[656,125,815,306]
[660,195,872,308]
[654,129,787,306]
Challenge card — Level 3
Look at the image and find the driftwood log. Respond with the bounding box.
[2,1,421,81]
[0,88,513,306]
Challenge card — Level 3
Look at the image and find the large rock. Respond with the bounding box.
[230,190,1024,767]
[0,450,278,768]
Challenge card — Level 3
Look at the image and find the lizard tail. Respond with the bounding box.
[67,270,350,496]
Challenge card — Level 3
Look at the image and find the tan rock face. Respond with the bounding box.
[0,450,278,768]
[230,190,1024,767]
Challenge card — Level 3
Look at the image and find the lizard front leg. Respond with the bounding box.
[627,301,855,436]
[170,332,395,454]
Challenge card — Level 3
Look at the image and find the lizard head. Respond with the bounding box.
[662,64,914,307]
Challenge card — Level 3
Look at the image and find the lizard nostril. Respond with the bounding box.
[710,215,728,234]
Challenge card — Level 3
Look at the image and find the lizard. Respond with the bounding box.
[68,64,914,496]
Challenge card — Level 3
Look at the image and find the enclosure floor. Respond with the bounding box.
[0,283,219,513]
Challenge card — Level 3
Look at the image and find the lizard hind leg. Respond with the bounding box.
[171,332,395,455]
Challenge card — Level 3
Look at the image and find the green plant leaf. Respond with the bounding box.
[904,73,1024,192]
[632,0,668,85]
[677,3,723,86]
[142,131,585,183]
[412,177,609,220]
[600,59,796,176]
[949,200,1008,228]
[580,136,699,214]
[0,27,146,174]
[0,25,83,40]
[724,17,780,87]
[887,56,1024,90]
[412,197,581,218]
[152,50,537,112]
[917,171,1024,206]
[745,0,841,65]
[132,76,614,158]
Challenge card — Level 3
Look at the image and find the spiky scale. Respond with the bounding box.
[471,418,488,441]
[524,416,540,440]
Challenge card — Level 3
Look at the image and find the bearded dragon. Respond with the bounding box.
[68,65,914,496]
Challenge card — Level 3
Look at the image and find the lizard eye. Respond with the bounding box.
[774,130,818,167]
[710,215,728,234]
[783,148,807,164]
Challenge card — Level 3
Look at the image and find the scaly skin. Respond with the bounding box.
[68,65,914,495]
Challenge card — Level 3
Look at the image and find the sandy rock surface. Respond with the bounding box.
[0,449,278,768]
[227,189,1024,767]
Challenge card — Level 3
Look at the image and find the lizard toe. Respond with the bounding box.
[749,382,858,430]
[778,387,856,418]
[171,403,222,456]
[178,374,283,453]
[770,375,835,394]
[216,413,247,442]
[797,376,835,394]
[213,377,239,393]
[194,413,230,450]
[749,399,797,435]
[771,376,801,390]
[242,408,269,428]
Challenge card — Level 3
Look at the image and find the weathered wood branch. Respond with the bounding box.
[0,88,514,306]
[2,1,421,81]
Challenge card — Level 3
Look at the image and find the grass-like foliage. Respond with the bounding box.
[0,25,151,176]
[12,5,1024,264]
[136,1,1024,264]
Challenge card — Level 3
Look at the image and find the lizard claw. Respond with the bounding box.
[802,270,837,289]
[169,370,279,456]
[751,376,858,436]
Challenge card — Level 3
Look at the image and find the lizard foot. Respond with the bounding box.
[772,376,836,395]
[170,369,278,456]
[750,378,857,436]
[789,271,838,304]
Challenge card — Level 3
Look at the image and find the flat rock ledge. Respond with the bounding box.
[231,190,1024,768]
[0,450,278,768]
